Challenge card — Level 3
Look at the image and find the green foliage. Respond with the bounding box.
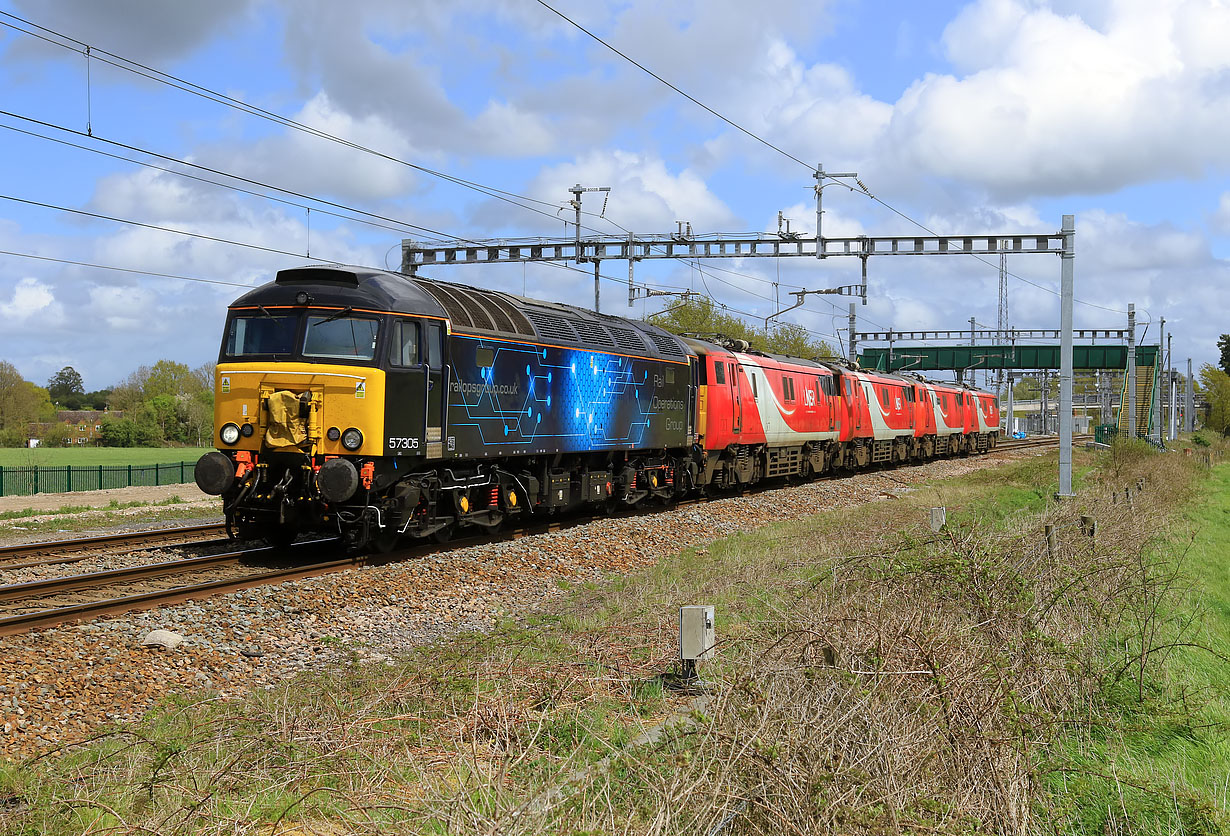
[46,365,84,405]
[1218,333,1230,375]
[39,422,73,447]
[646,297,834,359]
[1198,363,1230,435]
[0,361,54,443]
[99,415,162,447]
[100,359,215,446]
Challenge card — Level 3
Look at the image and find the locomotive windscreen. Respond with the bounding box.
[226,313,297,357]
[303,314,380,360]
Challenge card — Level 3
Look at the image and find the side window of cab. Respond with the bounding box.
[424,322,444,369]
[388,319,420,367]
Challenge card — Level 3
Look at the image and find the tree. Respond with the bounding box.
[99,415,161,447]
[0,361,52,436]
[647,297,834,359]
[1198,364,1230,436]
[47,366,85,405]
[1218,334,1230,376]
[40,422,73,447]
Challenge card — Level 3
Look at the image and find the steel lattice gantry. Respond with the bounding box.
[401,231,1067,271]
[859,344,1158,372]
[400,216,1079,497]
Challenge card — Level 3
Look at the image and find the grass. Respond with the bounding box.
[1,444,1226,834]
[0,447,212,467]
[0,497,221,538]
[1041,451,1230,835]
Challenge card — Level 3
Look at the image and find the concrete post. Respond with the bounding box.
[1005,372,1014,435]
[1154,318,1164,443]
[1127,305,1136,437]
[1058,215,1074,497]
[1186,358,1194,432]
[1168,335,1177,441]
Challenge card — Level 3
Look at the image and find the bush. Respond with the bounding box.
[1192,433,1211,447]
[0,427,27,448]
[98,416,162,447]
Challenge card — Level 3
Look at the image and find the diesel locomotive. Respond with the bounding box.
[194,265,1000,550]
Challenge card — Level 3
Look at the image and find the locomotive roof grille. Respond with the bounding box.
[526,311,579,343]
[571,319,615,348]
[647,332,685,357]
[608,326,647,354]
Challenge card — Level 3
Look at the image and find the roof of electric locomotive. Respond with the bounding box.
[230,265,449,317]
[229,265,693,364]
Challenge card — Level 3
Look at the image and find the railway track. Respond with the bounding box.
[0,498,689,637]
[0,523,228,570]
[0,539,345,636]
[998,433,1093,451]
[0,437,1092,637]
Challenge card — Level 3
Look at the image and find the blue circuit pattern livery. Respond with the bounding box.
[445,335,690,457]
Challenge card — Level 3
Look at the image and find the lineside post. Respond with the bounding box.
[1127,305,1136,437]
[848,303,857,363]
[1058,215,1074,498]
[1186,358,1194,432]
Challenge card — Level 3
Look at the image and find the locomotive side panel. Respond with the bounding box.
[444,334,691,458]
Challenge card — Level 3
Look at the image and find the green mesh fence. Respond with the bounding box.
[0,462,196,497]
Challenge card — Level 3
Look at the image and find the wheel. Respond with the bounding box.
[265,523,298,549]
[429,523,455,544]
[371,526,401,554]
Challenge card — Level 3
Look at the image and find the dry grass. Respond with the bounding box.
[1,444,1223,835]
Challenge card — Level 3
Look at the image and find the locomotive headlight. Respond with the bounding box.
[240,423,255,438]
[327,426,341,442]
[295,291,313,305]
[341,427,363,451]
[220,423,241,445]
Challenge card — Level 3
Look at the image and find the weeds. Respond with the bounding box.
[2,448,1226,835]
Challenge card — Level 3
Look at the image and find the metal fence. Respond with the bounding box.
[0,462,198,497]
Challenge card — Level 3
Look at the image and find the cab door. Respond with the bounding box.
[728,361,742,435]
[423,320,448,458]
[384,318,427,456]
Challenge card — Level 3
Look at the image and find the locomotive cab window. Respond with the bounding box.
[303,312,380,361]
[713,361,726,385]
[387,319,420,367]
[424,322,444,369]
[225,313,298,357]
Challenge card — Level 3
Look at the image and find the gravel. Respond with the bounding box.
[0,452,1024,761]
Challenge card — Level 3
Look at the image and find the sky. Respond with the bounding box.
[1,0,1229,392]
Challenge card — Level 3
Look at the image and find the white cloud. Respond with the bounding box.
[875,0,1230,198]
[1211,192,1230,236]
[6,0,250,64]
[521,150,740,233]
[205,93,425,202]
[1,277,64,326]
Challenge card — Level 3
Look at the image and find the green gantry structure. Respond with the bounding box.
[857,344,1161,438]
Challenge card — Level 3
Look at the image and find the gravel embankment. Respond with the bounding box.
[0,454,1019,761]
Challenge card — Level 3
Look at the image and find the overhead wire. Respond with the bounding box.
[531,1,1130,318]
[0,12,619,239]
[0,193,321,261]
[0,248,254,288]
[3,8,1129,325]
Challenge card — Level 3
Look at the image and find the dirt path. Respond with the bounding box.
[0,482,213,514]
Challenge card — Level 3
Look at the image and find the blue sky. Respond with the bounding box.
[1,0,1229,391]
